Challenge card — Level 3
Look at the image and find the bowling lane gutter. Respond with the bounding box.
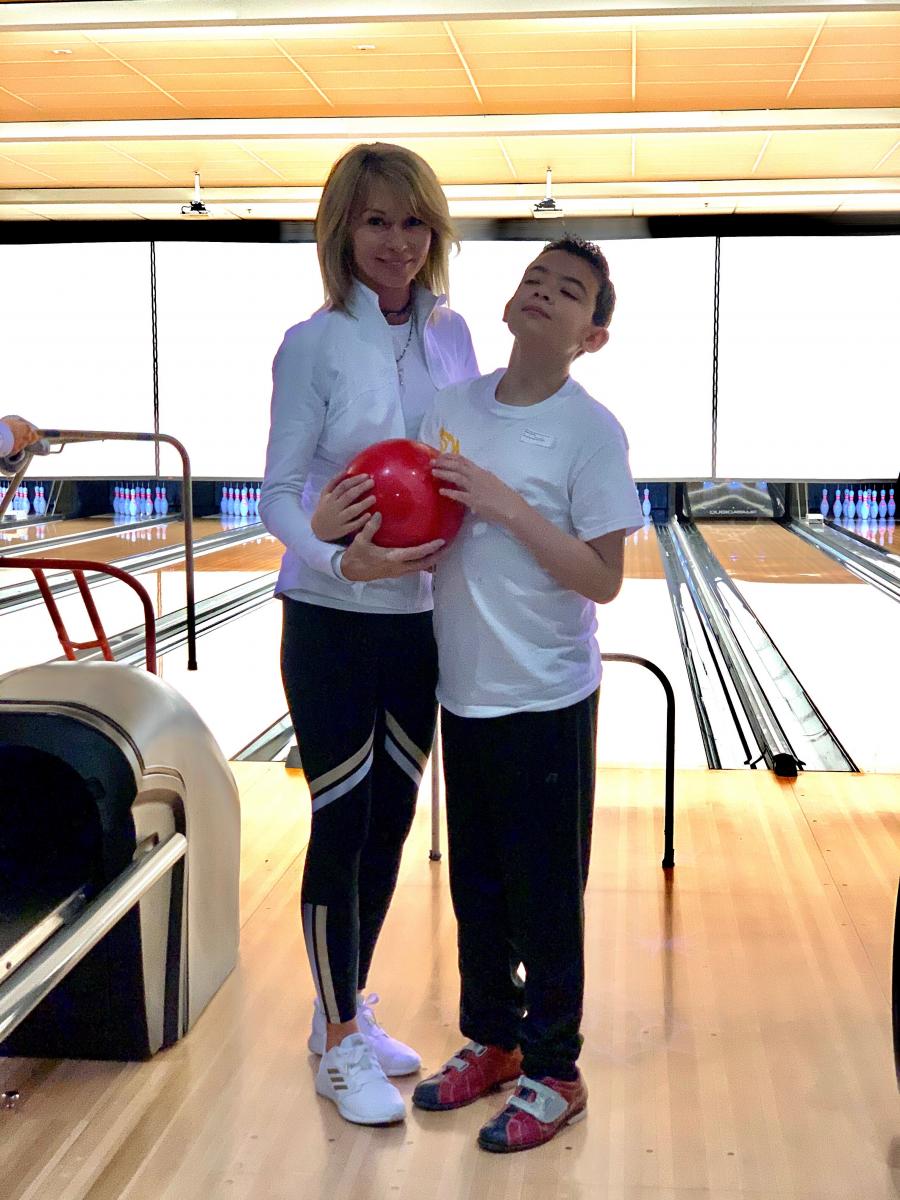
[0,520,266,616]
[789,519,900,604]
[653,522,755,771]
[674,519,857,776]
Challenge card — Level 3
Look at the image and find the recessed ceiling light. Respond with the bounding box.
[52,48,73,55]
[355,44,376,51]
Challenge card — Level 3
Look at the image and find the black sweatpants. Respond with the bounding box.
[281,598,438,1024]
[441,691,599,1080]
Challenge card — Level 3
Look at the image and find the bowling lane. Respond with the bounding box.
[700,521,900,771]
[0,529,281,677]
[0,515,122,547]
[596,520,708,768]
[154,599,286,759]
[0,514,261,591]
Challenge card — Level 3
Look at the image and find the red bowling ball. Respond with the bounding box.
[341,438,465,549]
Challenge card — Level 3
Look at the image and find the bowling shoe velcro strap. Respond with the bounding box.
[507,1077,569,1123]
[447,1041,488,1071]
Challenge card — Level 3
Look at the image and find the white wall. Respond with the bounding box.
[717,235,900,479]
[154,241,320,479]
[0,242,155,476]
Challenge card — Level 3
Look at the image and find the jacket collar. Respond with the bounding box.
[348,278,445,327]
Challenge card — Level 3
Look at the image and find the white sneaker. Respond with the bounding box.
[308,993,421,1077]
[315,1033,406,1125]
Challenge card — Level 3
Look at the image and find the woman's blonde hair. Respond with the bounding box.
[316,142,457,312]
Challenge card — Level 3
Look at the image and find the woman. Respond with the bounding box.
[259,143,478,1127]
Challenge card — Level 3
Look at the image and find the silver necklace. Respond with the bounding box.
[392,308,416,387]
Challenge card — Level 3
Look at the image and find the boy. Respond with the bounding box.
[414,236,643,1152]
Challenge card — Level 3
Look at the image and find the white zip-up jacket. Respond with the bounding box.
[260,280,479,614]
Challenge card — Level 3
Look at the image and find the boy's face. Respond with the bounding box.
[503,249,609,359]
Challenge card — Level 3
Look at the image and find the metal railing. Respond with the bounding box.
[0,556,158,673]
[429,651,676,871]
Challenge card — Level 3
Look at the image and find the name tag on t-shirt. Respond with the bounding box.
[520,428,555,448]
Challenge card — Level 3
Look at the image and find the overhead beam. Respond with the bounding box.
[4,0,900,32]
[2,110,900,144]
[3,178,899,203]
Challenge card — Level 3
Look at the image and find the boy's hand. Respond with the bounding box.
[432,453,526,529]
[311,471,375,542]
[340,512,445,581]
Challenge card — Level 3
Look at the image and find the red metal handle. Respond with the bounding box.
[0,556,157,673]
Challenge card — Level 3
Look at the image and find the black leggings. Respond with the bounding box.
[281,598,438,1024]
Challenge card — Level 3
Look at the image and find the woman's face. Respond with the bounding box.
[350,178,433,297]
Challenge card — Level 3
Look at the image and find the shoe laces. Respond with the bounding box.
[358,993,386,1037]
[340,1035,383,1081]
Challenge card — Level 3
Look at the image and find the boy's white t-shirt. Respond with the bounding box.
[420,368,643,718]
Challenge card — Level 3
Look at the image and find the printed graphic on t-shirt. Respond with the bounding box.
[439,426,460,454]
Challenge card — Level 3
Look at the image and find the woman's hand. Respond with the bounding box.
[339,512,445,581]
[311,472,376,543]
[431,453,526,529]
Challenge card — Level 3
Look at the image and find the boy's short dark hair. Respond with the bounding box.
[541,236,615,328]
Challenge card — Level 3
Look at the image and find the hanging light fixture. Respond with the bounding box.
[181,171,210,217]
[532,166,564,219]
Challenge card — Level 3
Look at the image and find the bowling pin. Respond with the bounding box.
[220,485,228,515]
[819,488,829,517]
[240,485,249,517]
[879,488,887,518]
[160,486,169,516]
[641,488,652,518]
[889,488,896,518]
[846,489,855,520]
[859,490,869,520]
[832,490,842,519]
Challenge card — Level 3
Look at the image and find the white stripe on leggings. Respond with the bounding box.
[302,902,340,1024]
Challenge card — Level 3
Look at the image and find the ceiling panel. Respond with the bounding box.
[758,128,898,176]
[637,85,791,109]
[875,140,900,173]
[503,135,633,181]
[637,133,766,179]
[790,80,900,106]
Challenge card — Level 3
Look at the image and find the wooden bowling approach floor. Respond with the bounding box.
[2,763,899,1200]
